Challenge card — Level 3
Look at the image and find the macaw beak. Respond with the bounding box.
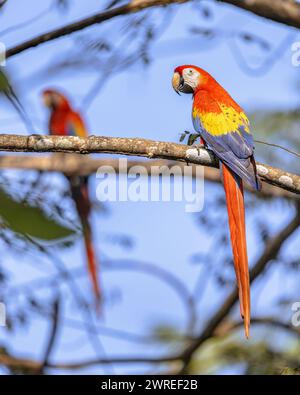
[172,72,194,95]
[172,72,185,95]
[42,94,51,108]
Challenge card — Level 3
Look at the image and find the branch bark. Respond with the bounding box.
[220,0,300,28]
[6,0,300,59]
[0,154,296,200]
[0,134,299,195]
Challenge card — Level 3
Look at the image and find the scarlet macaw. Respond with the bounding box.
[42,89,101,307]
[172,66,261,338]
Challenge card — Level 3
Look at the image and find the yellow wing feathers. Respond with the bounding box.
[193,104,250,137]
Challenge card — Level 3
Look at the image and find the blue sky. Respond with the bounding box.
[0,0,300,374]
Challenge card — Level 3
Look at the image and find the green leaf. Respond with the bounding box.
[179,130,190,143]
[0,189,75,241]
[0,69,10,92]
[187,133,200,146]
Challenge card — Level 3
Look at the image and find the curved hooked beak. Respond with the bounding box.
[42,93,51,108]
[172,72,184,95]
[172,72,194,95]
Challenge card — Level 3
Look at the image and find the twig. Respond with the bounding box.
[216,317,300,338]
[255,139,300,158]
[37,295,60,375]
[6,1,189,59]
[0,4,53,37]
[0,353,180,371]
[0,0,7,10]
[5,0,300,60]
[22,234,113,374]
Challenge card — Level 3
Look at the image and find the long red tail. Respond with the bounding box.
[82,223,101,307]
[70,178,101,309]
[222,163,250,338]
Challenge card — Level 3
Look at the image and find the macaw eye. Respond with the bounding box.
[188,69,194,75]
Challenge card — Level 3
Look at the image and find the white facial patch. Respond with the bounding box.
[182,68,201,91]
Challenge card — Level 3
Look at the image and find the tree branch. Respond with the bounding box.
[6,0,188,59]
[0,134,299,195]
[0,154,296,200]
[216,317,300,338]
[6,0,300,59]
[0,316,299,372]
[37,296,60,375]
[0,0,7,10]
[0,353,180,371]
[220,0,300,29]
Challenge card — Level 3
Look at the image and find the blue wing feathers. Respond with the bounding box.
[193,116,260,190]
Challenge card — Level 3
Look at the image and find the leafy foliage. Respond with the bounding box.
[188,338,300,375]
[0,189,76,241]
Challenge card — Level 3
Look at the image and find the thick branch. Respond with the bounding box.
[0,134,299,195]
[221,0,300,29]
[0,317,298,372]
[0,353,180,371]
[0,154,296,200]
[6,0,300,59]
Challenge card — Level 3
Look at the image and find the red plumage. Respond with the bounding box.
[43,89,101,309]
[222,164,250,338]
[173,65,261,337]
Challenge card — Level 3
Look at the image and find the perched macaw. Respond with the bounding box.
[42,89,101,307]
[172,65,261,338]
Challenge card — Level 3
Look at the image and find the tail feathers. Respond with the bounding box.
[222,163,250,338]
[70,177,101,310]
[83,225,101,310]
[222,156,261,192]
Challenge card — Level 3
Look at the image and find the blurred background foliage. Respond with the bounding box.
[0,0,300,375]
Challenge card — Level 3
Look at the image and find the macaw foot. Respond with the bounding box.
[193,136,207,156]
[197,138,208,150]
[179,131,206,156]
[196,144,202,157]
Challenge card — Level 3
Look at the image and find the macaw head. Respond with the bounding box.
[42,89,71,111]
[172,65,209,95]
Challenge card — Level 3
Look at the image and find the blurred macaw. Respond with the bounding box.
[172,65,261,338]
[42,89,101,307]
